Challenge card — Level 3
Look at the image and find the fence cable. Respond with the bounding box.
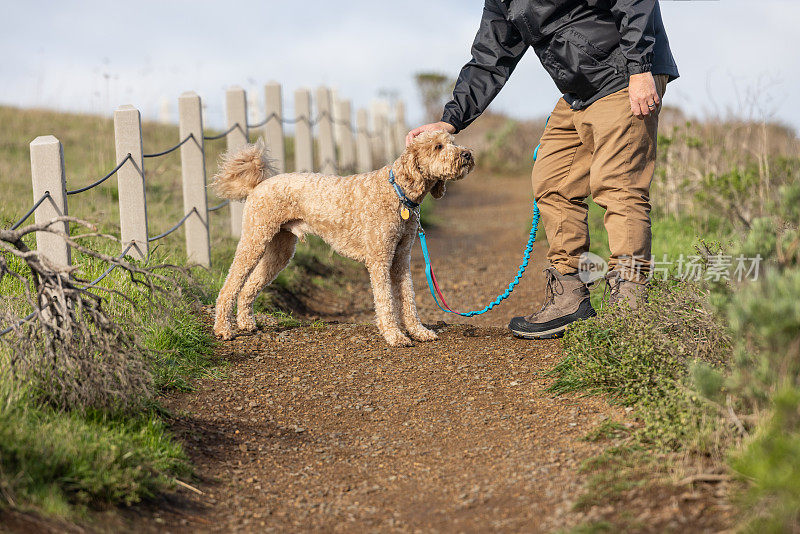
[10,192,52,230]
[78,242,136,287]
[202,113,384,140]
[0,311,36,338]
[147,207,198,242]
[203,124,240,141]
[143,133,195,158]
[208,199,230,212]
[66,154,132,196]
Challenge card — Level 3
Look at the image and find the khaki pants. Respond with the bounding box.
[532,75,668,280]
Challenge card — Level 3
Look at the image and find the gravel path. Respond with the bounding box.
[0,172,735,533]
[121,173,633,533]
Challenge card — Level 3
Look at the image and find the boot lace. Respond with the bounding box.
[603,270,621,302]
[539,268,564,312]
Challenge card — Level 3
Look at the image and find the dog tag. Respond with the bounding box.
[400,207,410,220]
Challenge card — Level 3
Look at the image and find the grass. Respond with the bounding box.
[0,401,189,517]
[0,105,358,522]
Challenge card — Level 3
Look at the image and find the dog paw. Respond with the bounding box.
[384,331,413,347]
[408,326,438,342]
[237,316,258,333]
[214,323,236,340]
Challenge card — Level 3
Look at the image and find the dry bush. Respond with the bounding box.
[654,107,800,222]
[0,217,178,413]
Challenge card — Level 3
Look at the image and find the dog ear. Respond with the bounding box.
[396,144,428,199]
[431,180,446,199]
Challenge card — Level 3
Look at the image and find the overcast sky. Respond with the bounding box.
[2,0,798,133]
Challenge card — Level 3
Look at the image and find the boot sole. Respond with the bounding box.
[507,300,597,340]
[509,325,567,340]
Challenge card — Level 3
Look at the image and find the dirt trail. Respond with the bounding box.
[132,172,625,533]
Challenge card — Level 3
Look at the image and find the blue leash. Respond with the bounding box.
[417,117,548,317]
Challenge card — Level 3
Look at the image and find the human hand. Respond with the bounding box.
[628,72,660,119]
[405,121,456,146]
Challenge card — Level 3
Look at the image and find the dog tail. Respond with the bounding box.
[211,139,276,201]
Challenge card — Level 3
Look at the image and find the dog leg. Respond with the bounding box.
[368,258,412,347]
[392,235,437,342]
[236,231,298,332]
[215,229,275,340]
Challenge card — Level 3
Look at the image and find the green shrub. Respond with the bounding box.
[731,388,800,532]
[551,279,730,452]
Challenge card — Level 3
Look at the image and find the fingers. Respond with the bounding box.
[405,126,423,147]
[406,125,430,146]
[406,122,457,146]
[630,93,659,119]
[405,124,435,146]
[628,72,661,120]
[631,98,646,118]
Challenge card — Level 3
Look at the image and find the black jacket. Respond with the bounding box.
[442,0,679,133]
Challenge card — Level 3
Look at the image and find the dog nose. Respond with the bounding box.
[461,151,473,162]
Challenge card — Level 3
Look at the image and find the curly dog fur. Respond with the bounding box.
[211,131,474,346]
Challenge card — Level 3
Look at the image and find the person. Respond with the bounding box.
[407,0,678,339]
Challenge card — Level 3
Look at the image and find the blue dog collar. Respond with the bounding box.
[388,169,420,210]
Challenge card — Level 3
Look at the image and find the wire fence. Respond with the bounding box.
[10,191,51,230]
[66,153,132,196]
[1,83,406,338]
[143,133,195,158]
[241,110,381,138]
[148,208,198,243]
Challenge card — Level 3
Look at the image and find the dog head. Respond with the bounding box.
[394,130,474,200]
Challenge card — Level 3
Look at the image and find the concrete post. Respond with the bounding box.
[383,111,397,162]
[263,82,285,173]
[356,109,373,173]
[377,112,391,165]
[178,91,210,267]
[369,102,385,165]
[394,100,407,156]
[294,88,314,173]
[225,86,248,238]
[29,136,70,267]
[316,87,337,175]
[335,99,355,175]
[114,105,148,260]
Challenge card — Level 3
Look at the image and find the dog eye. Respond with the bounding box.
[435,144,443,150]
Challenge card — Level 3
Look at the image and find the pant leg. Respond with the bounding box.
[578,76,668,280]
[533,98,593,274]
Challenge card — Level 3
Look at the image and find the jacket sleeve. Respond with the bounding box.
[441,0,527,133]
[608,0,657,75]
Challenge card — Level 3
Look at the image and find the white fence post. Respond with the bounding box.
[335,98,355,174]
[316,86,336,175]
[178,91,210,267]
[294,88,314,173]
[394,100,407,155]
[369,102,385,165]
[382,110,396,162]
[225,86,248,238]
[264,82,285,174]
[29,136,70,267]
[356,109,372,173]
[114,105,148,260]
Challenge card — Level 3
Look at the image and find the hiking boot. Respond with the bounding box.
[508,268,596,339]
[605,270,649,308]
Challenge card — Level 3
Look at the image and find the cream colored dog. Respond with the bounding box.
[211,131,474,346]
